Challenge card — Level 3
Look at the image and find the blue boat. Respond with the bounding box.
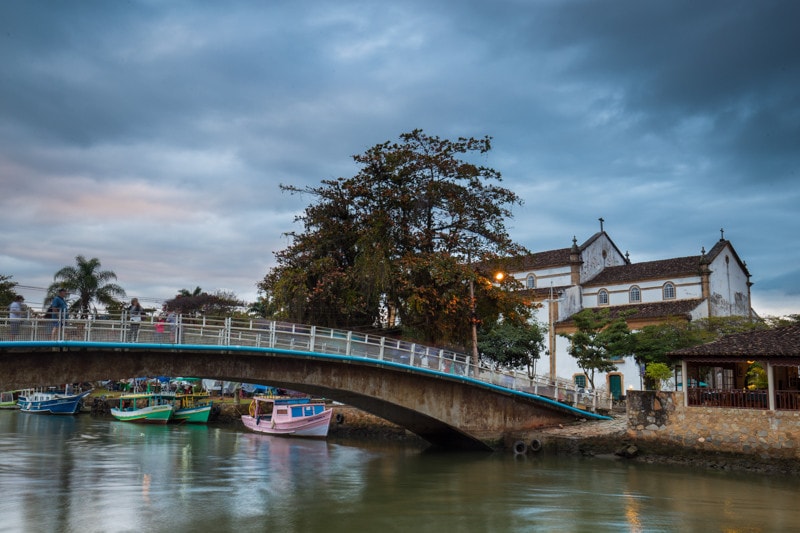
[18,388,92,415]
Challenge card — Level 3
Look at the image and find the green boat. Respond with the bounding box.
[0,390,22,409]
[173,392,212,424]
[110,393,174,424]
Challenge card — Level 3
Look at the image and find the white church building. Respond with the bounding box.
[501,224,753,399]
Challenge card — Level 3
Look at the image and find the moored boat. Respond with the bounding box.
[110,393,174,424]
[173,392,213,424]
[18,388,92,415]
[0,390,22,409]
[241,396,332,438]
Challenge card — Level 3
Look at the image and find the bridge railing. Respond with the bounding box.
[0,311,613,411]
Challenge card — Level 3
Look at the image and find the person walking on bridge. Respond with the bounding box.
[126,298,144,342]
[9,295,26,340]
[49,288,69,340]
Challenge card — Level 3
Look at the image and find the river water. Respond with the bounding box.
[0,410,798,533]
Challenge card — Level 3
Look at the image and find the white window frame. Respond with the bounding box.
[663,282,676,300]
[629,285,641,303]
[598,289,609,306]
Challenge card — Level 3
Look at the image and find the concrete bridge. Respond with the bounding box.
[0,316,611,450]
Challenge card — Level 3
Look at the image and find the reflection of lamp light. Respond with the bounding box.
[747,360,755,364]
[628,385,634,390]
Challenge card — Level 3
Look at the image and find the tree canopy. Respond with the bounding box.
[478,319,546,376]
[48,256,126,317]
[164,289,243,317]
[0,274,19,309]
[259,130,531,350]
[559,308,633,389]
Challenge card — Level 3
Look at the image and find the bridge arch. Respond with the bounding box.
[0,341,608,450]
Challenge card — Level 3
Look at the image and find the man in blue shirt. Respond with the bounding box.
[50,288,69,340]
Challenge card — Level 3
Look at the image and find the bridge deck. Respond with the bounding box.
[1,314,612,415]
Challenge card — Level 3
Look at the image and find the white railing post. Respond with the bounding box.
[119,310,127,342]
[378,336,385,360]
[346,331,352,356]
[269,320,276,348]
[309,326,316,352]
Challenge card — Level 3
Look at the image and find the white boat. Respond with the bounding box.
[241,397,332,438]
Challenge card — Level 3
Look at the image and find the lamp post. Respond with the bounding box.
[469,271,505,376]
[469,277,479,375]
[547,283,564,382]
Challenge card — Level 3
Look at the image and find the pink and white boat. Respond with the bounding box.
[241,396,333,438]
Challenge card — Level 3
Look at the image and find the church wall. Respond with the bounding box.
[708,247,751,316]
[675,277,703,300]
[582,275,703,309]
[507,266,571,291]
[579,235,626,283]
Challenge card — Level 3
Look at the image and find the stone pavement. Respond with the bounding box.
[537,413,629,438]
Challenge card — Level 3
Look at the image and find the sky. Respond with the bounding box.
[1,1,798,316]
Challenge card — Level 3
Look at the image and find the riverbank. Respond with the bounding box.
[528,412,800,476]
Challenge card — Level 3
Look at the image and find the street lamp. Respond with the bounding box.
[469,270,506,376]
[469,277,479,375]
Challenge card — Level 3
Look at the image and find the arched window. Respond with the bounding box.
[598,289,609,306]
[663,282,676,300]
[526,274,536,289]
[629,286,641,303]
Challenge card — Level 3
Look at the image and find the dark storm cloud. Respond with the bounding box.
[0,0,798,315]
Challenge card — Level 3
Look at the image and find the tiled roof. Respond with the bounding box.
[500,248,572,271]
[556,299,704,325]
[668,324,800,358]
[583,255,702,286]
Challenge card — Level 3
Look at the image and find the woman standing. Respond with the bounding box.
[127,298,143,342]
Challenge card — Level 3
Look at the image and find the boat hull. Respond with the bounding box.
[18,390,92,415]
[173,404,212,424]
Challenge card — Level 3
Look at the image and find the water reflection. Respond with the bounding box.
[1,410,799,532]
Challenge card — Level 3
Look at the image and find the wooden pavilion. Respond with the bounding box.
[667,324,800,410]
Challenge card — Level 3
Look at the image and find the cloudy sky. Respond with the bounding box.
[1,1,798,316]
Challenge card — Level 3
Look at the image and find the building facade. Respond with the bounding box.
[501,228,753,399]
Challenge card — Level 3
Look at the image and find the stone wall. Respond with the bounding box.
[627,390,800,460]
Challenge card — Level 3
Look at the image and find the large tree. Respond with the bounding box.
[560,308,633,390]
[260,130,530,350]
[0,274,19,309]
[48,256,126,317]
[164,289,243,317]
[478,319,547,377]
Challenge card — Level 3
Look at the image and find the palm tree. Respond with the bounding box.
[178,286,204,297]
[47,256,127,317]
